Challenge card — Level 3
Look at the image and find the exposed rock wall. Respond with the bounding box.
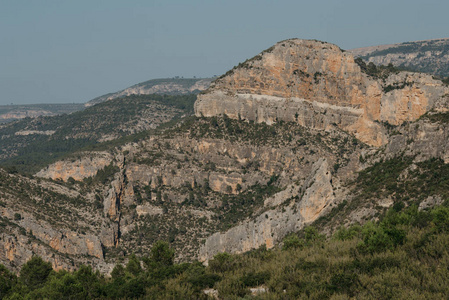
[36,152,113,182]
[195,39,448,146]
[199,158,337,261]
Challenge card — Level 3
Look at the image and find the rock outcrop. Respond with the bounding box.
[36,152,114,182]
[199,159,337,261]
[195,39,448,146]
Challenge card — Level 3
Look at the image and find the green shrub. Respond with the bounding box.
[19,256,53,290]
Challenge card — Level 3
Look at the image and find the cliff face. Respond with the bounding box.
[0,169,115,273]
[195,39,448,146]
[199,158,338,261]
[36,152,113,182]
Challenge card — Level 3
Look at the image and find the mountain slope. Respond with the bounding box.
[2,38,449,274]
[350,38,449,77]
[0,94,196,173]
[86,77,213,107]
[0,103,85,124]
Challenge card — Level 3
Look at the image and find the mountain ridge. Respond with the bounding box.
[86,77,213,107]
[1,38,449,276]
[349,38,449,77]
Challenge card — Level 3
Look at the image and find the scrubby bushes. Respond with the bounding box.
[3,205,449,299]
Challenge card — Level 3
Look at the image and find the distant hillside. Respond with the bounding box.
[0,94,196,173]
[350,38,449,77]
[0,103,84,124]
[86,77,213,107]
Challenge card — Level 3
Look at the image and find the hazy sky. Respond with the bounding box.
[1,0,448,105]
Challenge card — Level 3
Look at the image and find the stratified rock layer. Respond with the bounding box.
[195,39,448,146]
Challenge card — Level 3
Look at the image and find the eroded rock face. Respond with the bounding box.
[199,159,337,261]
[0,170,115,273]
[36,152,113,182]
[195,39,448,146]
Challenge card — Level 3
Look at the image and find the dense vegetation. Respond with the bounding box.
[2,203,449,299]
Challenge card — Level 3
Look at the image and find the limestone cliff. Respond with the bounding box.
[199,158,338,261]
[195,39,448,146]
[36,152,114,182]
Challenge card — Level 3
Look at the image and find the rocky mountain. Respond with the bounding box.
[350,38,449,77]
[1,38,449,275]
[196,39,447,147]
[86,77,213,107]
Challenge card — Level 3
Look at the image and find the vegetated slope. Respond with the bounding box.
[86,77,213,107]
[1,38,449,279]
[0,103,85,124]
[2,204,449,299]
[0,94,196,173]
[30,114,364,265]
[350,38,449,78]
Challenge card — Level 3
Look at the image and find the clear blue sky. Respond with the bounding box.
[1,0,448,105]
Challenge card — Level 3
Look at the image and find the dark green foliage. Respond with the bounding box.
[354,156,413,201]
[282,233,302,250]
[126,254,142,276]
[241,271,270,287]
[4,205,449,299]
[184,262,221,292]
[333,224,361,241]
[19,256,53,290]
[357,221,405,254]
[421,111,449,123]
[85,163,119,185]
[149,241,175,267]
[383,81,413,93]
[111,264,126,280]
[355,58,403,79]
[431,206,449,232]
[0,264,16,299]
[208,252,236,273]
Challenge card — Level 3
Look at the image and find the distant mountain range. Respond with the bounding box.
[350,38,449,77]
[85,77,214,107]
[0,103,84,124]
[0,78,214,123]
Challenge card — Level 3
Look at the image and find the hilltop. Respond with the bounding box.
[86,77,213,107]
[350,38,449,78]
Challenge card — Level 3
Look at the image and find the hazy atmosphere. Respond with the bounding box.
[1,0,448,105]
